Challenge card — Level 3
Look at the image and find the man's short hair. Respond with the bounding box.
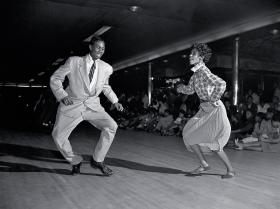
[89,35,104,45]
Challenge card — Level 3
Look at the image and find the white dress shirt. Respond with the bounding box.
[86,54,99,91]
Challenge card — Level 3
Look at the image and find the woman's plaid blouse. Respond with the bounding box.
[177,65,226,102]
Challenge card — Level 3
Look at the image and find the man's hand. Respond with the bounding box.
[61,96,73,106]
[114,102,124,111]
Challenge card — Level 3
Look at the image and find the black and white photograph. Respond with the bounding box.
[1,1,280,209]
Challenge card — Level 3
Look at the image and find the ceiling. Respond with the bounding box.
[4,0,280,84]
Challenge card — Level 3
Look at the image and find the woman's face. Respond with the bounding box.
[189,49,202,66]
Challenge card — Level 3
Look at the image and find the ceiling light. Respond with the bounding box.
[129,6,140,13]
[29,79,35,82]
[271,29,279,35]
[163,59,168,63]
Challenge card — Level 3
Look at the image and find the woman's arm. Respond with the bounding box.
[177,76,195,95]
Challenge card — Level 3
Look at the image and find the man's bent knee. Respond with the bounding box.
[110,120,118,132]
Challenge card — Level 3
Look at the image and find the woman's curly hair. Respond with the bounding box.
[191,43,212,63]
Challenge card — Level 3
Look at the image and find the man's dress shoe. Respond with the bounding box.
[90,158,113,176]
[71,162,82,175]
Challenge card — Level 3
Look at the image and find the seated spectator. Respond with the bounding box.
[251,112,266,138]
[223,89,232,101]
[269,96,279,111]
[240,112,265,143]
[257,98,270,113]
[235,112,280,152]
[145,111,160,132]
[136,108,158,130]
[158,98,169,115]
[151,99,160,111]
[245,89,253,100]
[125,109,148,129]
[273,82,280,100]
[246,95,258,115]
[118,110,138,129]
[231,109,255,140]
[237,102,247,120]
[252,90,260,105]
[224,98,234,118]
[163,110,187,136]
[259,108,274,136]
[229,111,243,131]
[154,109,173,135]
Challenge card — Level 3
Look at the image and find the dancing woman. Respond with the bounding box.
[177,43,235,178]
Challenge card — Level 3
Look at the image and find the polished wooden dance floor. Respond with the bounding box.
[0,124,279,209]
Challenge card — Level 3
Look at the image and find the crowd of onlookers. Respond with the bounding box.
[108,88,198,137]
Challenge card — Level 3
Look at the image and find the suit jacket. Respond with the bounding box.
[50,55,118,118]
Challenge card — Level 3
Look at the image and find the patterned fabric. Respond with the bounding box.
[88,61,95,83]
[182,100,231,152]
[177,64,226,102]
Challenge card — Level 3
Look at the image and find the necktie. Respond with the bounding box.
[88,61,95,83]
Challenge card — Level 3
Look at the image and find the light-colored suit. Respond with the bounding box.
[50,54,118,165]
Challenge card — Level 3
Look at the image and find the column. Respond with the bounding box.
[233,37,240,106]
[148,62,153,106]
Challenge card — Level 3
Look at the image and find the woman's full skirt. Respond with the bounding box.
[182,100,231,153]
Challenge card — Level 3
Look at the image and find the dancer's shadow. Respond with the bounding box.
[185,172,223,178]
[0,143,66,164]
[0,161,105,176]
[0,143,185,175]
[0,161,71,175]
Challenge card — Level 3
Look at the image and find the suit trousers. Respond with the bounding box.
[52,107,118,165]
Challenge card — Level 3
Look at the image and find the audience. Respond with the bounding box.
[235,112,280,152]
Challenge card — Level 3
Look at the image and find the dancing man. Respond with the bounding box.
[177,43,235,178]
[50,35,123,176]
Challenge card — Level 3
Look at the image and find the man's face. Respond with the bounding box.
[189,49,202,66]
[89,41,105,60]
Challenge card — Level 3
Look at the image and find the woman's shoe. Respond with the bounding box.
[221,171,236,179]
[189,165,211,174]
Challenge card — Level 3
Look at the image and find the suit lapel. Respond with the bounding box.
[78,55,91,92]
[94,60,105,90]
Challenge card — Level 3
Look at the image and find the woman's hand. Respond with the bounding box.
[177,84,185,93]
